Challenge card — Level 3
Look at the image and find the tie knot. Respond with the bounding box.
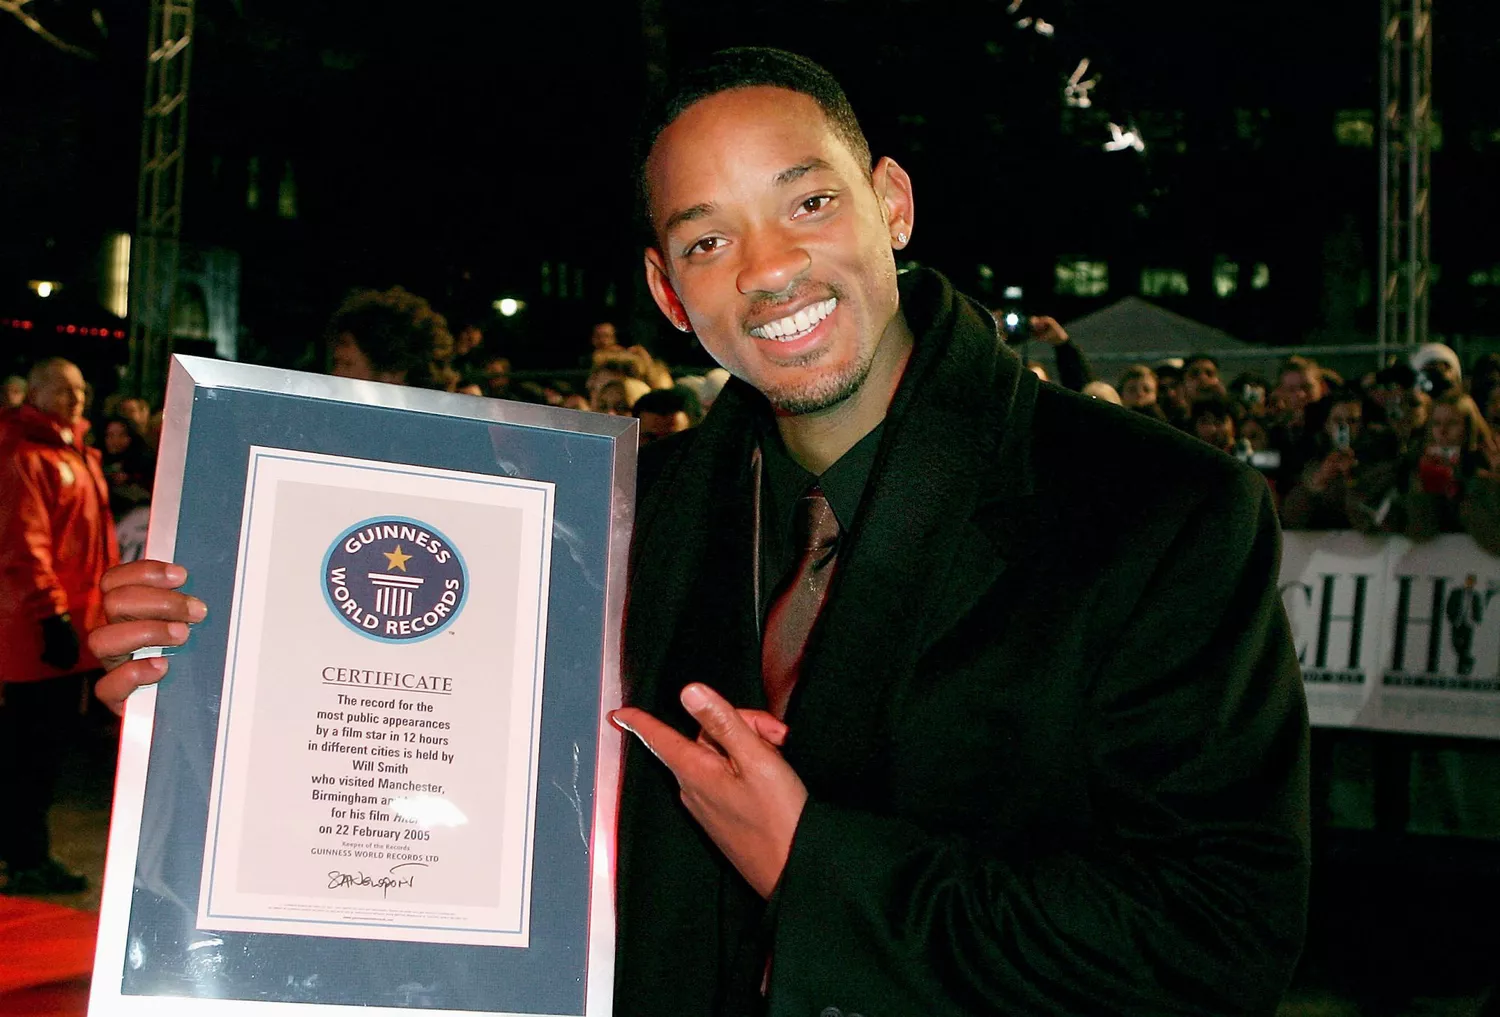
[795,488,840,553]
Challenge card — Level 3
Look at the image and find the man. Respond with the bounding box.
[88,48,1308,1016]
[3,374,26,409]
[1182,353,1227,403]
[0,358,118,894]
[591,321,624,356]
[632,387,697,444]
[1446,575,1484,677]
[1188,393,1240,455]
[325,285,454,388]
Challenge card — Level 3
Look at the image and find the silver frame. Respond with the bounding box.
[91,356,636,1017]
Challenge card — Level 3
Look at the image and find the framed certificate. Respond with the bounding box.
[90,357,636,1016]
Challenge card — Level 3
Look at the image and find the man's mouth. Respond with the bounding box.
[748,298,838,343]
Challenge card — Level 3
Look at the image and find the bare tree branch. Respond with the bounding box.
[0,0,99,59]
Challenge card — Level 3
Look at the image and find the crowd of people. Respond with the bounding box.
[1081,341,1500,551]
[0,277,1494,897]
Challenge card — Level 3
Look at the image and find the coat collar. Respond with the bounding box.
[624,270,1040,773]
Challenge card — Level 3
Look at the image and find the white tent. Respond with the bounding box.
[1063,297,1256,359]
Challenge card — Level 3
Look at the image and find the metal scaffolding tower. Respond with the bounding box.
[128,0,194,401]
[1376,0,1433,358]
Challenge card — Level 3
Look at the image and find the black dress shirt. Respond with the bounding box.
[756,422,883,619]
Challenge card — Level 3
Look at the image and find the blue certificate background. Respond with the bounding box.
[120,387,618,1014]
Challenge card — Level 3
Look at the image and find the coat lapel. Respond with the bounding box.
[625,382,763,716]
[783,275,1040,801]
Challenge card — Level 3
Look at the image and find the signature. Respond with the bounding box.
[326,862,428,898]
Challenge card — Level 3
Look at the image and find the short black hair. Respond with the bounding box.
[631,387,694,420]
[634,47,872,241]
[1184,353,1219,371]
[1189,393,1240,424]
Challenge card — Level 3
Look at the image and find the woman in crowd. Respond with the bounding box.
[100,414,155,521]
[1396,391,1500,547]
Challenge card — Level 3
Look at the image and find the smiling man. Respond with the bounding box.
[611,48,1309,1016]
[86,47,1309,1017]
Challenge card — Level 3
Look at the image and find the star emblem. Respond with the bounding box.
[383,545,413,572]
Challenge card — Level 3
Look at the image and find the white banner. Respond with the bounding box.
[1280,532,1500,738]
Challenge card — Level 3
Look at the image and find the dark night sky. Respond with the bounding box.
[2,0,1495,370]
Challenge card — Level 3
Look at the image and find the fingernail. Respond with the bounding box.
[166,622,189,641]
[607,712,635,736]
[164,564,187,584]
[680,684,708,710]
[150,656,168,674]
[187,598,208,622]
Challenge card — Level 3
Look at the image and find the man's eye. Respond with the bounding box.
[799,195,833,215]
[687,237,724,256]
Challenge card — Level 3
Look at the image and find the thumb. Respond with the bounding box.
[681,684,760,760]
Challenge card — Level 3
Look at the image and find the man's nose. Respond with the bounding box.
[736,229,811,297]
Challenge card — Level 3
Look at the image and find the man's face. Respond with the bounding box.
[591,323,618,350]
[455,325,483,357]
[643,87,913,415]
[1276,370,1319,414]
[1194,412,1235,452]
[118,397,150,431]
[1183,360,1223,401]
[638,409,690,444]
[484,357,511,396]
[3,378,25,409]
[31,363,86,426]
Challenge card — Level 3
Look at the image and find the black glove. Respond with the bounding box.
[40,613,81,672]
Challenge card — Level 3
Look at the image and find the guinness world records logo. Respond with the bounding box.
[321,516,468,642]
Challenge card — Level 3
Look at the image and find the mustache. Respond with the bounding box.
[741,281,843,331]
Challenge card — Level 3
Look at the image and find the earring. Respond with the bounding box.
[897,232,908,245]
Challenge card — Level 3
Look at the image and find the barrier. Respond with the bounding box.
[1281,531,1500,737]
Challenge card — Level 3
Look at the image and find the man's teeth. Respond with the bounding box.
[751,298,837,340]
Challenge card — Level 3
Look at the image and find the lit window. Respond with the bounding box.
[1140,269,1189,297]
[1334,110,1375,148]
[1469,266,1500,288]
[1055,259,1109,298]
[1213,257,1239,298]
[1251,263,1270,290]
[104,233,131,318]
[247,156,261,210]
[277,162,298,219]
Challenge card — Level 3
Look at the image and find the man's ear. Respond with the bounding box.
[873,156,916,248]
[644,247,690,332]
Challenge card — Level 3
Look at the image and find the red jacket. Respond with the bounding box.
[0,405,120,682]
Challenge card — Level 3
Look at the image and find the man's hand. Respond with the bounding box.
[39,613,81,672]
[1029,316,1070,347]
[612,684,807,899]
[88,560,206,715]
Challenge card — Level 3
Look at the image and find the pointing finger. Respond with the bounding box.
[611,707,708,778]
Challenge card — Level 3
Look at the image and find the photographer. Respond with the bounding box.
[1281,386,1398,531]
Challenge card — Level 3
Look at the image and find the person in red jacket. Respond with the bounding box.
[0,357,119,894]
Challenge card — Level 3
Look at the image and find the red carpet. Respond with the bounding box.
[0,898,95,1016]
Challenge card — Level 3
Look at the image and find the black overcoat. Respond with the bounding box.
[616,270,1310,1016]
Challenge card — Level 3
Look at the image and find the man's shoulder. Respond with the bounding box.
[1025,382,1266,528]
[635,427,700,501]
